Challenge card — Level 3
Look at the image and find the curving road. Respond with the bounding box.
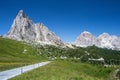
[0,61,50,80]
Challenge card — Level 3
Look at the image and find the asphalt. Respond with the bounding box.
[0,61,50,80]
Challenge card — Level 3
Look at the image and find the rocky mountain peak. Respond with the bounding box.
[74,31,96,47]
[17,10,27,18]
[98,33,110,39]
[80,31,94,38]
[74,31,120,50]
[19,10,24,13]
[82,31,91,34]
[5,10,64,46]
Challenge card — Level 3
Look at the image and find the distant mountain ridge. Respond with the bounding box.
[5,10,64,46]
[74,31,120,50]
[5,10,120,50]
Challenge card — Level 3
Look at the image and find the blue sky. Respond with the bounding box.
[0,0,120,42]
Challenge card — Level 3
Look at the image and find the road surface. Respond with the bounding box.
[0,61,50,80]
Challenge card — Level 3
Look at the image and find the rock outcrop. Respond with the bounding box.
[97,33,120,50]
[74,31,96,47]
[74,31,120,50]
[5,10,120,50]
[5,10,64,46]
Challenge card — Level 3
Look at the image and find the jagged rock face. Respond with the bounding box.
[74,31,120,50]
[97,33,114,49]
[5,10,64,46]
[98,33,120,50]
[74,31,96,47]
[111,37,120,50]
[6,10,35,41]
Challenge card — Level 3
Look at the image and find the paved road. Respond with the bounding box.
[0,61,50,80]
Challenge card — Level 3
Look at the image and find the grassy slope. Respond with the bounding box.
[0,37,46,71]
[38,45,120,60]
[0,37,117,80]
[9,60,115,80]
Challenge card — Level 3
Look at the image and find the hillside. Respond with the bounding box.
[0,37,45,63]
[0,37,47,71]
[1,36,119,65]
[37,45,120,65]
[0,37,120,79]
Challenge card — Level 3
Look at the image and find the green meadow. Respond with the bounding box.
[0,37,119,80]
[0,37,46,71]
[9,60,115,80]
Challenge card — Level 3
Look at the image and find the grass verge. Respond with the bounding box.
[9,60,115,80]
[0,37,47,71]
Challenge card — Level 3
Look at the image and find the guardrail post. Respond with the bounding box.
[21,67,23,74]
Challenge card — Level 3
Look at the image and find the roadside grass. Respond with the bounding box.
[0,37,47,71]
[0,62,31,71]
[0,37,117,80]
[9,60,115,80]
